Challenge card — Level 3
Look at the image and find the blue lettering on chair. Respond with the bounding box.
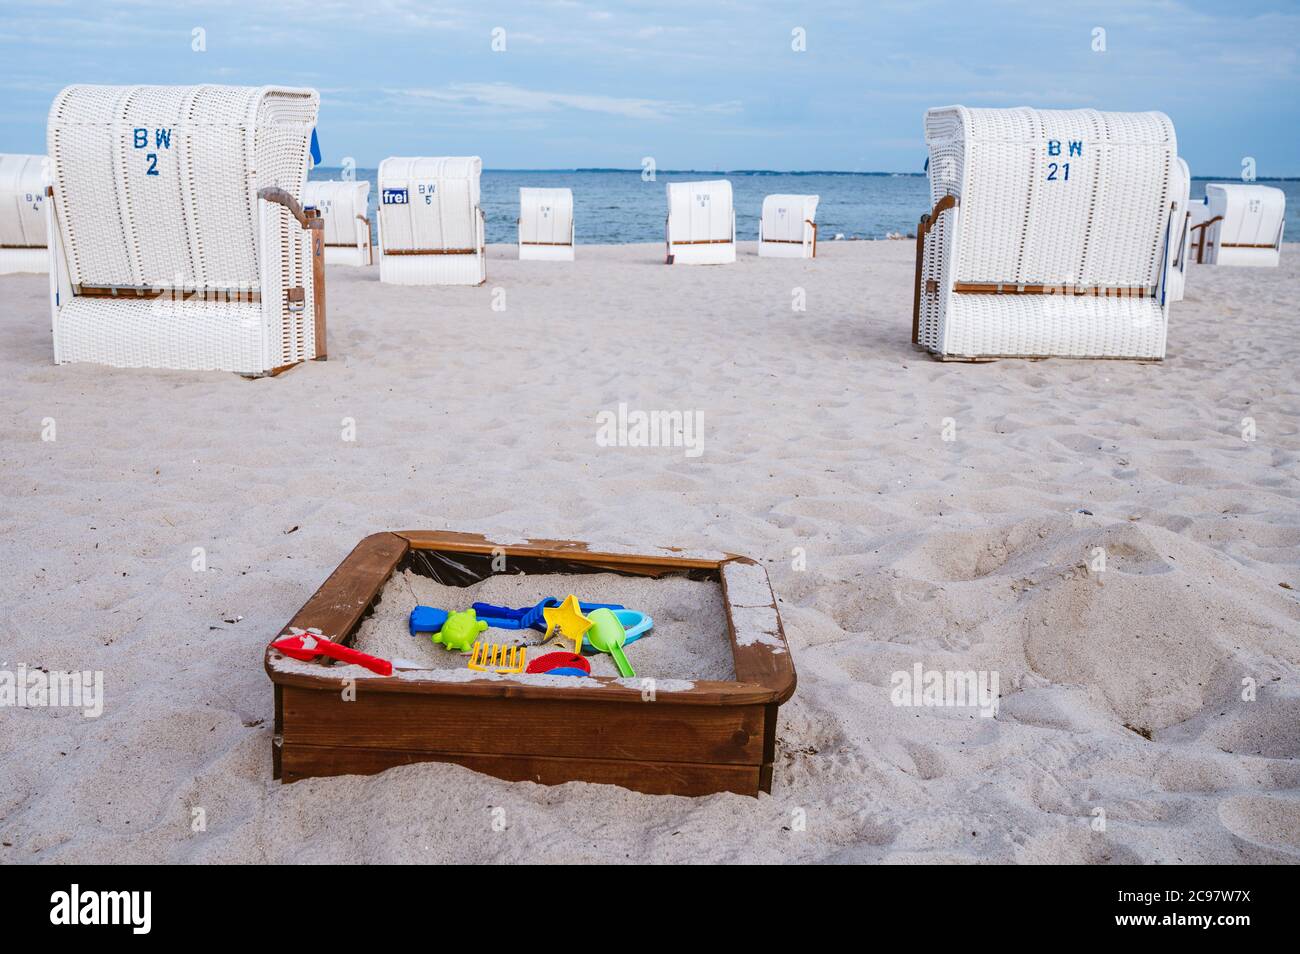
[132,127,170,174]
[1045,139,1082,181]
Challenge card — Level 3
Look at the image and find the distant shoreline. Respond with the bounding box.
[312,166,1299,181]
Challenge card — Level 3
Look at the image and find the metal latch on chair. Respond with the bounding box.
[286,287,306,313]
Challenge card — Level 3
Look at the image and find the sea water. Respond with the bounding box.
[312,167,1300,247]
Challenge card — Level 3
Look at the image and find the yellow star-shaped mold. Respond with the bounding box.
[542,594,593,654]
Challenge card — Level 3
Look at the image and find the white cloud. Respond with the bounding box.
[393,82,742,121]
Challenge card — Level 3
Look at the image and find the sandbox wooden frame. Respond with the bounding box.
[265,531,796,797]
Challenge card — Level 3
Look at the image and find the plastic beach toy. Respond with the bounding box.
[583,609,652,650]
[272,632,393,676]
[542,595,595,654]
[525,651,591,676]
[433,608,488,652]
[473,598,623,632]
[584,608,635,678]
[409,605,449,636]
[468,642,527,674]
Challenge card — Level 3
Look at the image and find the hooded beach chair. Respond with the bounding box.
[518,187,574,261]
[377,156,485,285]
[0,154,49,274]
[1189,183,1286,267]
[758,194,819,258]
[46,85,325,374]
[914,106,1186,360]
[665,180,735,264]
[1165,158,1191,302]
[1184,195,1212,266]
[303,179,372,266]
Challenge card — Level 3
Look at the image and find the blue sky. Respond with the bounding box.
[1,0,1297,174]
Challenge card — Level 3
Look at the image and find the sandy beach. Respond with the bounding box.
[2,239,1298,863]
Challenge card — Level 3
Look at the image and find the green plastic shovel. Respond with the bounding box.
[585,608,635,678]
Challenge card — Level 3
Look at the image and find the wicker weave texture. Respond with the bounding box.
[945,294,1166,359]
[54,297,266,371]
[49,85,317,291]
[259,199,316,368]
[919,105,1180,359]
[46,85,319,372]
[50,202,315,373]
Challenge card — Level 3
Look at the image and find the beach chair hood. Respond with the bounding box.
[665,179,736,265]
[759,193,819,257]
[0,153,49,274]
[1202,183,1286,267]
[45,84,324,373]
[377,156,486,284]
[304,179,373,266]
[915,105,1183,360]
[518,186,575,260]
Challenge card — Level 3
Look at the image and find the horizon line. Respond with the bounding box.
[311,166,1300,181]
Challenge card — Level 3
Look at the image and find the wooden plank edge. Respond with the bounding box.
[265,666,779,706]
[280,743,766,797]
[719,559,798,705]
[394,529,735,570]
[263,531,407,674]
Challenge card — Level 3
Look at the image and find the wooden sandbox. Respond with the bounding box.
[265,531,796,797]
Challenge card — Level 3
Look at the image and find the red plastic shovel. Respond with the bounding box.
[272,632,393,676]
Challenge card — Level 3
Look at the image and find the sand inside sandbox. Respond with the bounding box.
[350,570,736,681]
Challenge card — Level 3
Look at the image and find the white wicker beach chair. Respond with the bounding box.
[377,157,485,285]
[0,154,49,274]
[518,187,574,261]
[914,106,1186,360]
[1185,195,1212,265]
[46,85,324,375]
[666,180,735,265]
[1190,183,1286,267]
[758,194,819,258]
[303,179,372,266]
[1165,158,1191,302]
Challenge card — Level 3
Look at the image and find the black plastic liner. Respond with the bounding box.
[399,548,718,586]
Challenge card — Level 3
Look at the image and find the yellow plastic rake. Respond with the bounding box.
[467,642,527,674]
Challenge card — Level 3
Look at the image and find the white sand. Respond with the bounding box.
[354,570,733,680]
[1,240,1298,863]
